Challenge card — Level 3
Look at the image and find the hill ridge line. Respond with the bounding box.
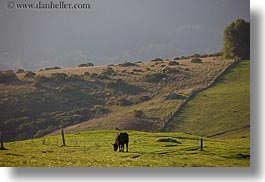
[162,59,239,132]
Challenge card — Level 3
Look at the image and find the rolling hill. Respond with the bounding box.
[0,58,250,167]
[0,56,238,142]
[164,60,250,139]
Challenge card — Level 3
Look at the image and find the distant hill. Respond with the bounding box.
[0,56,234,141]
[164,60,250,139]
[50,57,235,136]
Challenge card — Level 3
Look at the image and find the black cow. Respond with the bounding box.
[113,132,129,152]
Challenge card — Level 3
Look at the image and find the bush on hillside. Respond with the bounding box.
[50,73,68,82]
[101,67,115,76]
[134,110,144,118]
[90,73,98,79]
[162,67,181,74]
[145,73,167,82]
[119,61,136,67]
[168,61,180,66]
[191,53,201,58]
[45,66,61,70]
[139,95,151,102]
[116,98,132,106]
[66,74,83,81]
[78,63,94,67]
[165,93,186,100]
[34,75,49,88]
[16,69,25,73]
[24,71,36,78]
[151,58,163,62]
[0,70,19,83]
[191,58,203,63]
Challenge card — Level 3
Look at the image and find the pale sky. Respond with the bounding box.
[0,0,250,70]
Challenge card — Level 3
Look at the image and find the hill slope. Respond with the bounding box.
[53,58,235,135]
[0,57,233,141]
[164,60,250,139]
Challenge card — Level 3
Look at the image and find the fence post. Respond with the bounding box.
[0,131,6,150]
[200,138,203,151]
[61,129,66,146]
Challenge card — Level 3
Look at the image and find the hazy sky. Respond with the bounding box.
[0,0,249,70]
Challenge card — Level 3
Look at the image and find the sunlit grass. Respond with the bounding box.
[166,60,250,138]
[0,130,249,167]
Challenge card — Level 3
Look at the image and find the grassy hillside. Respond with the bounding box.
[0,130,250,167]
[165,60,250,138]
[0,57,233,141]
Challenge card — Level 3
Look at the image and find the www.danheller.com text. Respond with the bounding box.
[6,1,91,10]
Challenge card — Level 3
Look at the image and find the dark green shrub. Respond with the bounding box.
[101,67,115,75]
[35,75,49,83]
[139,95,151,102]
[90,73,98,79]
[134,110,144,118]
[16,69,25,73]
[162,67,181,74]
[78,62,94,67]
[117,98,132,106]
[200,54,208,58]
[107,79,144,95]
[67,74,83,81]
[0,70,18,83]
[24,71,36,78]
[145,73,167,82]
[165,93,186,100]
[45,66,61,70]
[168,61,180,66]
[119,61,136,67]
[132,69,142,72]
[151,58,163,62]
[174,57,180,60]
[34,75,49,88]
[191,58,203,63]
[97,74,110,80]
[181,56,186,59]
[192,53,200,58]
[50,73,68,82]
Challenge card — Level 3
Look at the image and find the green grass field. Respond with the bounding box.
[165,60,250,139]
[0,130,249,167]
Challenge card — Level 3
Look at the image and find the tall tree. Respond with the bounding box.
[222,19,250,60]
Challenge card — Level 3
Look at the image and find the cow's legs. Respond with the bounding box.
[121,144,124,152]
[126,143,128,152]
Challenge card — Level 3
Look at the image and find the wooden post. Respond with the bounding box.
[0,131,6,150]
[200,138,203,151]
[61,129,66,146]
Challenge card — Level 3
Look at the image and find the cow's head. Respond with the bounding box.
[113,143,118,151]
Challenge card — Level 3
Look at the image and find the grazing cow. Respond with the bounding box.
[113,132,129,152]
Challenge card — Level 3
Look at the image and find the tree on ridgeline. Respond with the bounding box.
[222,19,250,60]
